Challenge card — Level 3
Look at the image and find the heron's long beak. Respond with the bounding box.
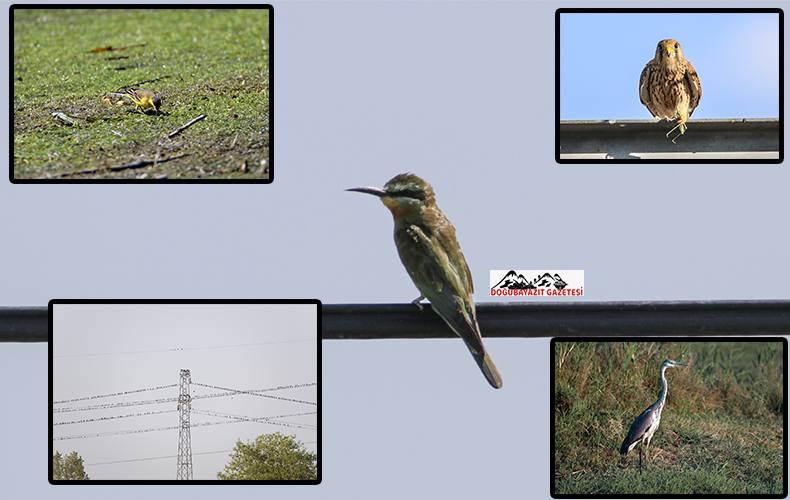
[346,186,387,198]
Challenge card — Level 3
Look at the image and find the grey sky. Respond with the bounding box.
[51,303,318,481]
[2,1,789,499]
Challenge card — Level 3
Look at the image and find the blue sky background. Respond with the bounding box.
[2,2,789,500]
[560,11,780,120]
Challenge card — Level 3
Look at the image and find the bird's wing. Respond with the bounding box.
[399,223,485,355]
[639,64,652,111]
[396,220,503,388]
[639,63,664,119]
[620,405,654,455]
[684,60,701,117]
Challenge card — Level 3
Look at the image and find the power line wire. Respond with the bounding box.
[84,449,234,467]
[193,382,317,406]
[52,379,318,448]
[192,409,318,430]
[54,396,177,413]
[53,384,178,405]
[54,409,178,426]
[54,382,316,412]
[84,442,318,467]
[54,338,317,358]
[54,411,318,440]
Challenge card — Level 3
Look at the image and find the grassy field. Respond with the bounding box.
[13,8,270,180]
[553,341,785,495]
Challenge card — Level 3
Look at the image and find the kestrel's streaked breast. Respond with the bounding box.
[639,39,701,136]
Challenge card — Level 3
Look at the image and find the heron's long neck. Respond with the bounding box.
[655,365,669,415]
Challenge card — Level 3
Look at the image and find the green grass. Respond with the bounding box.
[554,341,784,495]
[13,8,270,179]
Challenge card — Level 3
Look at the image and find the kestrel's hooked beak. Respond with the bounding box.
[346,186,387,198]
[665,45,675,57]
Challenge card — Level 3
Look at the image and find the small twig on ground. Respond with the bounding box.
[168,114,207,138]
[115,75,171,91]
[39,154,191,179]
[88,42,148,53]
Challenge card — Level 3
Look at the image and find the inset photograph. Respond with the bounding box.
[557,9,781,162]
[552,339,785,496]
[49,300,319,484]
[12,7,271,181]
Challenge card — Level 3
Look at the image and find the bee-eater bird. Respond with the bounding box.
[347,173,503,389]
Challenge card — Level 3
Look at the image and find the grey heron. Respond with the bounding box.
[620,358,687,473]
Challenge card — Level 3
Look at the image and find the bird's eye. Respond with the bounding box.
[394,189,425,201]
[674,43,678,49]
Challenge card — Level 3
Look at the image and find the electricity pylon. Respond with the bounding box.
[176,369,193,480]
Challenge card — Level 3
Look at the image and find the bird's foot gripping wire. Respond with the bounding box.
[411,295,426,312]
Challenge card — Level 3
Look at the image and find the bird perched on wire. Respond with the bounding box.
[108,88,162,115]
[347,173,503,389]
[620,358,688,473]
[639,39,701,140]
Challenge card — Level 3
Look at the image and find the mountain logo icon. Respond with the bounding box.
[491,270,569,290]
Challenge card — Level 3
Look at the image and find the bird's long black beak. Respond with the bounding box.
[346,186,387,198]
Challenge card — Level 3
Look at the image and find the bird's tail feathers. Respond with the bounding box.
[619,441,631,456]
[428,298,502,388]
[472,350,503,389]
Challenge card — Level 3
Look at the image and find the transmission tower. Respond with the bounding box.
[176,369,193,480]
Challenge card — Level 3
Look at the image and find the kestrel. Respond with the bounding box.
[639,39,701,139]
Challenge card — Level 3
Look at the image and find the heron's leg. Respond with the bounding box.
[644,441,649,470]
[638,443,642,474]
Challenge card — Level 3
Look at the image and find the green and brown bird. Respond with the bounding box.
[347,173,503,389]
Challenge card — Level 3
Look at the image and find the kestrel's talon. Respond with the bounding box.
[639,39,701,139]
